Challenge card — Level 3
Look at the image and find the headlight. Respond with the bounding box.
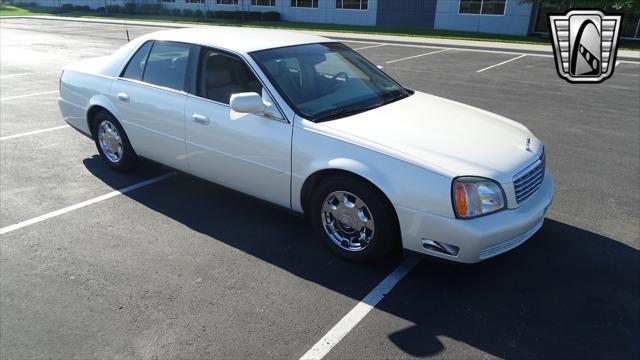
[452,177,505,218]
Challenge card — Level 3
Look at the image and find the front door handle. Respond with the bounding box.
[117,93,130,103]
[192,114,210,125]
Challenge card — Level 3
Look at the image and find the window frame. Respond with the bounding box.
[216,0,239,5]
[251,0,276,6]
[290,0,319,9]
[118,40,198,95]
[336,0,369,11]
[191,45,287,122]
[458,0,507,16]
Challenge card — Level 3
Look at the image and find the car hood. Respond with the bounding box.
[316,91,543,182]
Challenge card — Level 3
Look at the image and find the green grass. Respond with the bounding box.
[0,4,49,16]
[2,5,638,49]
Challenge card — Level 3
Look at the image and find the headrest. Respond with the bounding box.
[206,68,232,88]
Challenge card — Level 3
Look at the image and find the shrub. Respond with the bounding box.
[106,4,121,13]
[215,11,233,19]
[182,9,194,17]
[171,8,181,17]
[232,10,243,20]
[261,11,280,21]
[194,9,204,19]
[159,8,171,16]
[247,11,261,21]
[140,3,161,15]
[72,5,90,12]
[96,6,105,13]
[60,3,73,12]
[123,1,137,14]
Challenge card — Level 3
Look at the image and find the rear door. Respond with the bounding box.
[184,47,292,208]
[111,40,196,171]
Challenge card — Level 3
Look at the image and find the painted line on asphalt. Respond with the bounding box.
[0,125,70,141]
[299,257,420,360]
[353,44,387,51]
[0,90,58,101]
[386,48,450,64]
[0,172,177,235]
[0,71,58,79]
[476,54,527,73]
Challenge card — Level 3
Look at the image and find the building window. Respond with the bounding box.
[252,0,276,5]
[291,0,318,8]
[336,0,368,10]
[217,0,239,5]
[160,0,175,3]
[459,0,506,15]
[186,0,205,3]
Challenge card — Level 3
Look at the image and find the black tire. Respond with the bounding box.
[92,111,137,172]
[309,175,399,262]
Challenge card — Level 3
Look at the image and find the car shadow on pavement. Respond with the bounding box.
[85,160,640,359]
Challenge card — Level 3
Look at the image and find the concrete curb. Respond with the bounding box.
[2,15,639,59]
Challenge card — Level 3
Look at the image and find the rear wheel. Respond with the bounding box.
[93,111,137,171]
[310,175,398,262]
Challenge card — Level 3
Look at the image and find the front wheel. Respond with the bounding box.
[310,175,399,262]
[93,111,137,171]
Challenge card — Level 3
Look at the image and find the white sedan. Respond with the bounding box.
[58,27,553,263]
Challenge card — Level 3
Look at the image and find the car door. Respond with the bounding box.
[184,48,292,208]
[111,40,196,171]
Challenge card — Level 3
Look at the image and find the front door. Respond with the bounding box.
[185,49,292,208]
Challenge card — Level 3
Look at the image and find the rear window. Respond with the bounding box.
[121,41,152,81]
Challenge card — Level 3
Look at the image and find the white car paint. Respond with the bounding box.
[58,27,553,263]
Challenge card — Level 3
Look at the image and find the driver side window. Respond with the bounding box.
[197,49,262,104]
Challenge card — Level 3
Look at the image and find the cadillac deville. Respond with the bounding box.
[58,27,553,263]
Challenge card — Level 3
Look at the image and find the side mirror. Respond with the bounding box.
[230,92,266,114]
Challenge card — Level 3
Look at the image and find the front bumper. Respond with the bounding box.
[397,173,553,263]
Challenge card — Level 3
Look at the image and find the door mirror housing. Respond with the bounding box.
[230,92,266,114]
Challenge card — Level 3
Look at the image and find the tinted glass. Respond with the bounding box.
[198,50,262,104]
[142,41,190,91]
[121,41,152,81]
[481,0,506,15]
[459,0,481,14]
[251,43,411,121]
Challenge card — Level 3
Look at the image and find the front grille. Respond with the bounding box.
[513,153,545,204]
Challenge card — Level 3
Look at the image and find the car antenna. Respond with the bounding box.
[125,22,130,42]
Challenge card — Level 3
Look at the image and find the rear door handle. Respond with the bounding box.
[192,114,210,125]
[117,93,130,103]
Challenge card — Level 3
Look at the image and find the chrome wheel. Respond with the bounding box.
[321,191,375,252]
[98,120,123,163]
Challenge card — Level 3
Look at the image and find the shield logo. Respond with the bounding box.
[549,10,622,83]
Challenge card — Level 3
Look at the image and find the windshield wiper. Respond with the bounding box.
[313,90,411,122]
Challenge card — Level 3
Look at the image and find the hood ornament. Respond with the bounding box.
[525,137,532,152]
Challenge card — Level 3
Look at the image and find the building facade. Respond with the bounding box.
[18,0,551,36]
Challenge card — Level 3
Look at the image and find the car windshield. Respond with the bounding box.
[250,42,412,122]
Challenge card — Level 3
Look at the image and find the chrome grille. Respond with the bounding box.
[513,153,545,204]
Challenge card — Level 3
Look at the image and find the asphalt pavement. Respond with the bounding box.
[1,18,638,359]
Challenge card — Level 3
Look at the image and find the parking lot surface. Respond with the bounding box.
[1,19,639,359]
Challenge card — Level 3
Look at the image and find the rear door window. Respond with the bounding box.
[142,41,191,91]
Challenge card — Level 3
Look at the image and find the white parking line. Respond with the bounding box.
[476,54,528,73]
[0,71,58,79]
[0,125,70,141]
[299,257,419,360]
[0,90,58,101]
[0,172,177,235]
[386,48,449,64]
[353,44,387,51]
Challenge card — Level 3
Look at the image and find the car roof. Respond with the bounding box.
[147,27,333,53]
